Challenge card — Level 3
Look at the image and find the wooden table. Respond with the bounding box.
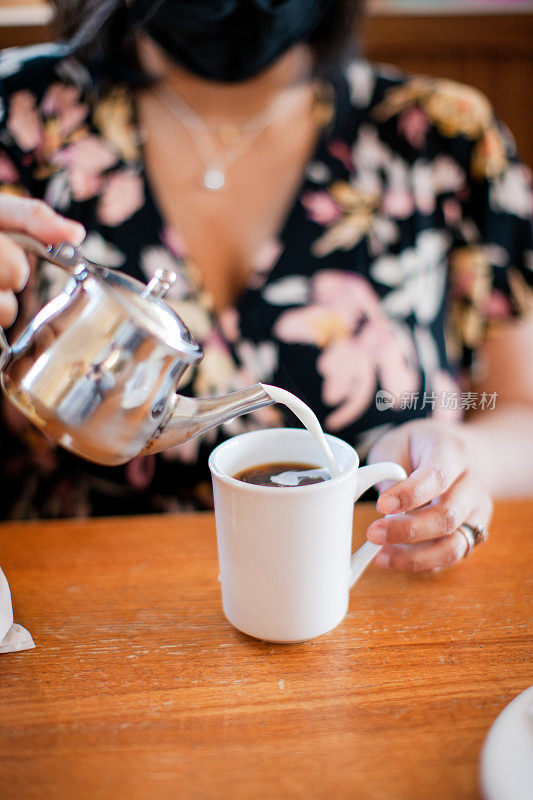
[0,502,532,800]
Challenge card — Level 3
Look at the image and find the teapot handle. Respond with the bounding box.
[0,328,10,370]
[4,232,88,274]
[5,234,177,297]
[0,233,90,370]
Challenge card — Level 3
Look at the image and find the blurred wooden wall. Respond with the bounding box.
[362,12,533,167]
[0,6,532,166]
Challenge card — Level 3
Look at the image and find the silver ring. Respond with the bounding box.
[458,525,476,557]
[458,522,489,557]
[462,521,489,547]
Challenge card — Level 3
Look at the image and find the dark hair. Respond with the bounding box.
[51,0,365,84]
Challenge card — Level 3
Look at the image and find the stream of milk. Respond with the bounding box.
[260,384,341,479]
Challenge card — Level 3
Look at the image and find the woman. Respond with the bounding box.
[0,0,531,569]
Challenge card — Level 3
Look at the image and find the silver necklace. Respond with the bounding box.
[153,83,309,191]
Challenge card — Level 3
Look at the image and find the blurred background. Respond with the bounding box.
[0,0,532,167]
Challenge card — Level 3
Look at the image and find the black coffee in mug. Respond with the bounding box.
[233,462,329,487]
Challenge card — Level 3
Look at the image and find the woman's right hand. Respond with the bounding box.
[0,194,85,327]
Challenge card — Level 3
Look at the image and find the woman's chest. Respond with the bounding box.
[138,92,318,312]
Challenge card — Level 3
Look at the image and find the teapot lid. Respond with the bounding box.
[94,266,203,365]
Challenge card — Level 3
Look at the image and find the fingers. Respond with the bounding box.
[368,471,479,545]
[0,232,30,291]
[0,288,18,327]
[0,195,85,246]
[0,196,85,329]
[0,231,31,326]
[377,433,468,514]
[372,493,493,572]
[373,533,468,571]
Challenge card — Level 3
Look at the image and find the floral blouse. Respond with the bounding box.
[0,44,531,519]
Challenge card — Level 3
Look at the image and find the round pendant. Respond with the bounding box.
[203,169,225,191]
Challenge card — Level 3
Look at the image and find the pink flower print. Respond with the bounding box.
[381,186,415,219]
[483,289,512,319]
[367,216,399,258]
[309,181,385,257]
[301,190,343,225]
[7,91,42,151]
[203,327,231,354]
[317,338,376,427]
[355,125,391,171]
[193,328,236,397]
[433,155,466,194]
[451,269,475,298]
[161,436,202,464]
[490,163,533,219]
[249,238,283,289]
[0,152,19,183]
[397,107,429,150]
[40,82,88,137]
[53,135,117,172]
[274,270,420,429]
[97,168,144,226]
[275,306,351,349]
[218,307,240,343]
[312,210,373,257]
[235,339,278,383]
[361,318,419,400]
[52,134,117,201]
[443,198,462,228]
[412,162,436,215]
[328,139,354,171]
[313,270,382,326]
[126,455,156,490]
[317,320,419,429]
[69,169,102,202]
[471,126,507,180]
[92,86,140,164]
[374,77,493,142]
[162,226,188,260]
[274,272,382,348]
[381,159,415,220]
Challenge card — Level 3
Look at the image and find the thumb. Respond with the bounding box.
[0,195,85,246]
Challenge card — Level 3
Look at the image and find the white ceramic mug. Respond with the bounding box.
[208,428,407,642]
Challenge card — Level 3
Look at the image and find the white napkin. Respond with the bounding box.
[0,567,35,654]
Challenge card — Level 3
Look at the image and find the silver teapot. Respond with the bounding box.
[0,233,273,465]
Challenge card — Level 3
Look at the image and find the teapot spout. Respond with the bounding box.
[141,383,274,456]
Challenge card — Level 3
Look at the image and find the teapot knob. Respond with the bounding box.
[143,269,177,300]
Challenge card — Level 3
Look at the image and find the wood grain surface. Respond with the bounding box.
[0,501,532,800]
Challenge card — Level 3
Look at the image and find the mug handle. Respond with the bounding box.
[349,462,407,587]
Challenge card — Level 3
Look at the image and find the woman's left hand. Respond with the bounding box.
[366,419,493,571]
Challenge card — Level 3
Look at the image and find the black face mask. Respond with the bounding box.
[130,0,330,83]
